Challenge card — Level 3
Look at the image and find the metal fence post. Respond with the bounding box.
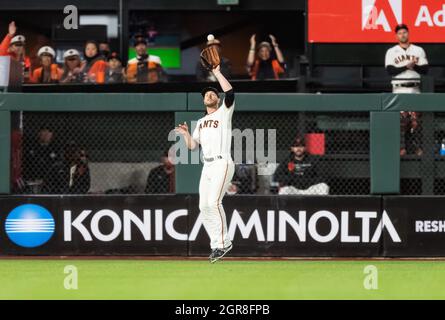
[0,110,11,194]
[370,111,400,194]
[174,112,203,194]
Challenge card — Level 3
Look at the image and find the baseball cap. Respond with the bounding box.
[395,24,409,33]
[134,37,148,46]
[201,87,220,97]
[292,136,306,147]
[257,41,272,51]
[37,46,56,58]
[10,35,25,46]
[63,49,80,59]
[107,51,121,62]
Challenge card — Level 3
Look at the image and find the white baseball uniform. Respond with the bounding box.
[192,96,235,250]
[385,44,428,93]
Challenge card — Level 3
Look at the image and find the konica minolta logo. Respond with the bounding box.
[62,209,401,244]
[5,204,55,248]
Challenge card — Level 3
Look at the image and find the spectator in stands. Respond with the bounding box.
[60,49,86,83]
[400,111,423,156]
[126,37,166,83]
[273,136,329,195]
[44,142,91,194]
[23,126,60,192]
[30,46,63,83]
[81,40,108,84]
[196,37,232,82]
[105,52,125,83]
[145,150,175,193]
[247,34,285,80]
[0,21,31,82]
[99,41,111,59]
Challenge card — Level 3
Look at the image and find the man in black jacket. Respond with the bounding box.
[273,136,329,195]
[145,150,175,194]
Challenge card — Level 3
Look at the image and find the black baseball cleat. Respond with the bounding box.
[209,244,233,263]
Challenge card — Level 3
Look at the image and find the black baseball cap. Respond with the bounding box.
[107,52,121,62]
[292,136,306,147]
[395,24,409,33]
[201,86,220,97]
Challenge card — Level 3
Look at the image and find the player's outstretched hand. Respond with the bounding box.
[8,21,16,36]
[269,34,278,46]
[250,34,256,47]
[174,122,189,136]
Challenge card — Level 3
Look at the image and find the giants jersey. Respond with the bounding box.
[385,44,428,85]
[192,100,234,159]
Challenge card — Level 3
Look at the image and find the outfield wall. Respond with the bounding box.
[0,195,443,257]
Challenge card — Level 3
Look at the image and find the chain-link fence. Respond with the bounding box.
[14,111,175,194]
[401,112,445,195]
[231,112,370,195]
[12,111,370,196]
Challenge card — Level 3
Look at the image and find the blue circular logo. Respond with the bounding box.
[5,204,55,248]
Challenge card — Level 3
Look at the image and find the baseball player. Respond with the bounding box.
[385,24,428,94]
[175,64,235,263]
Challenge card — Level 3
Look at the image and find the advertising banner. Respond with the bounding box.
[309,0,445,43]
[0,195,189,255]
[188,195,386,256]
[383,196,445,256]
[0,195,396,257]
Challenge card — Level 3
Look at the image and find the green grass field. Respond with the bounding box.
[1,259,445,299]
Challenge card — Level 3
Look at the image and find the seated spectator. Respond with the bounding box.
[105,52,125,84]
[30,46,63,83]
[273,136,329,195]
[247,34,285,80]
[44,142,90,194]
[230,164,257,194]
[196,37,232,82]
[81,40,108,84]
[145,150,175,193]
[126,37,166,83]
[99,41,111,59]
[400,111,422,156]
[60,49,86,83]
[23,126,60,192]
[0,21,31,82]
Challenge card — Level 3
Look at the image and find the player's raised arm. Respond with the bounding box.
[212,65,234,108]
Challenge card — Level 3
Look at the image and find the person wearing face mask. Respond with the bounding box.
[105,52,125,83]
[0,21,32,82]
[60,49,86,83]
[98,41,111,59]
[81,40,108,84]
[30,46,63,83]
[246,34,286,80]
[126,37,166,83]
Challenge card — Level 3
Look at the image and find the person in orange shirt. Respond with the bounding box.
[246,34,286,80]
[126,37,166,83]
[81,40,108,84]
[30,46,63,83]
[60,49,87,83]
[0,21,31,81]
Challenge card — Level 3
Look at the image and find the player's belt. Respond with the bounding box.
[394,82,420,88]
[203,155,223,162]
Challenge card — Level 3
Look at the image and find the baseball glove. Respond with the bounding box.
[200,45,220,71]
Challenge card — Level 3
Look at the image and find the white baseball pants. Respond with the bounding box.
[392,86,420,94]
[199,158,235,250]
